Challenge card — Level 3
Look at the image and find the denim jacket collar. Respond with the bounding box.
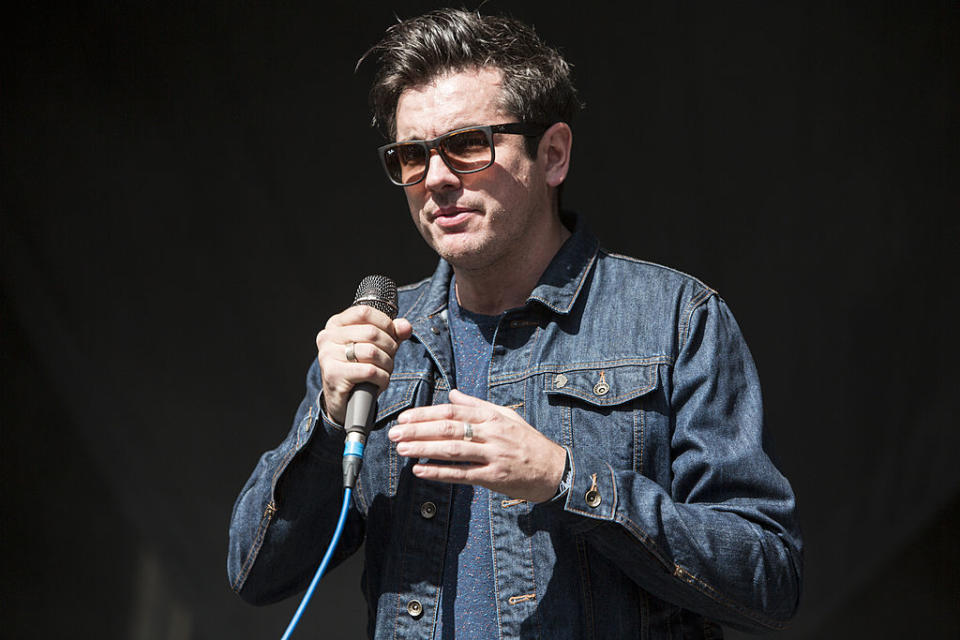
[402,212,600,324]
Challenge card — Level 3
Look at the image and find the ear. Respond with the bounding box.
[539,122,573,188]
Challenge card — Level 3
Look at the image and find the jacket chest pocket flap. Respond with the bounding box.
[374,374,424,424]
[543,362,660,406]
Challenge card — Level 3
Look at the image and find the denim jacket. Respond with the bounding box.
[227,215,802,639]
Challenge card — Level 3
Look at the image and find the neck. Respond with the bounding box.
[452,215,571,315]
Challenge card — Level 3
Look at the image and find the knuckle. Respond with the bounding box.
[354,305,372,321]
[445,442,463,458]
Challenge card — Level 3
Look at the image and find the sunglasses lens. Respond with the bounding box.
[442,129,492,172]
[383,143,427,185]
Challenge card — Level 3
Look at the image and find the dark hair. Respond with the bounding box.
[360,8,582,156]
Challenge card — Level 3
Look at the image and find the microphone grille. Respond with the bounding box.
[353,275,398,319]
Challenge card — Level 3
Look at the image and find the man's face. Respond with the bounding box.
[394,67,553,272]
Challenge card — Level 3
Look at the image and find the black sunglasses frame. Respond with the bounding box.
[377,122,549,187]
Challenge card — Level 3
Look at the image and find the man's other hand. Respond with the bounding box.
[388,389,567,503]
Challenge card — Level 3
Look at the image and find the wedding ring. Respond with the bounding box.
[345,342,358,363]
[462,422,474,441]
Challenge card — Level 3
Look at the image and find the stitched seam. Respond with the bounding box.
[671,564,789,630]
[634,404,641,473]
[600,249,717,293]
[231,500,275,591]
[493,356,673,387]
[526,530,542,639]
[616,514,673,570]
[544,385,656,404]
[489,492,504,640]
[616,513,788,629]
[678,289,714,348]
[377,379,420,420]
[523,320,544,376]
[389,433,397,496]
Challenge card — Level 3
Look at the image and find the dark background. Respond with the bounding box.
[2,2,957,638]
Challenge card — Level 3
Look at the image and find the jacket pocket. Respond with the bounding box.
[375,373,424,423]
[543,361,662,473]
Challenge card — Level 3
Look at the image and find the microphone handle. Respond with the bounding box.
[342,381,378,488]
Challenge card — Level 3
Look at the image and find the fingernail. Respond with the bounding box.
[388,426,402,441]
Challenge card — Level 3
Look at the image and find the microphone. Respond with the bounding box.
[342,275,398,489]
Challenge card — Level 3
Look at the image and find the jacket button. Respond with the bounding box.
[555,373,568,389]
[585,489,602,508]
[406,599,423,618]
[431,325,441,334]
[420,501,437,519]
[593,381,610,396]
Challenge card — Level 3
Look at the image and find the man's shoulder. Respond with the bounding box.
[595,249,717,299]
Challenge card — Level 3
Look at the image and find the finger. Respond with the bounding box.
[322,358,393,392]
[389,418,481,443]
[326,305,399,338]
[317,324,401,359]
[449,388,485,405]
[347,342,397,373]
[395,439,486,462]
[449,389,515,417]
[411,461,483,484]
[395,402,487,427]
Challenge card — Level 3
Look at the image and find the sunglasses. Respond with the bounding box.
[377,122,548,187]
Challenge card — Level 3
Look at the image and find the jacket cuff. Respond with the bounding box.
[562,447,617,521]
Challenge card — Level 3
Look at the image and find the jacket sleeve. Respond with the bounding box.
[226,359,365,604]
[558,294,803,631]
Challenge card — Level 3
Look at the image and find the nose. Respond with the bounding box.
[422,149,461,192]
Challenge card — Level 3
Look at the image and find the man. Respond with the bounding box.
[228,9,802,639]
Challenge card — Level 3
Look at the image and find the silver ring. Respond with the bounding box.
[345,342,358,363]
[462,422,473,441]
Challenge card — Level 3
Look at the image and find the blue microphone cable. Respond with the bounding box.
[281,275,394,638]
[279,486,353,640]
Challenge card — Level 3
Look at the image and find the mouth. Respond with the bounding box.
[431,206,478,228]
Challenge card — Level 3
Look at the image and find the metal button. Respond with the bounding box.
[406,599,423,618]
[419,501,437,519]
[555,373,568,389]
[593,381,610,396]
[431,326,441,334]
[585,489,602,508]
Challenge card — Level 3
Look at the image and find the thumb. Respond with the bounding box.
[394,317,414,341]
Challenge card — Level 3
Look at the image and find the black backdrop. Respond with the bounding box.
[2,2,957,638]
